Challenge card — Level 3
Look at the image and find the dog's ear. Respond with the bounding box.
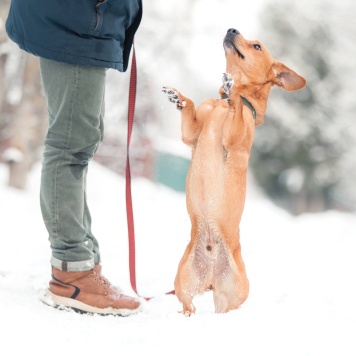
[272,62,306,91]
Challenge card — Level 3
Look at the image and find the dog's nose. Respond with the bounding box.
[227,28,240,35]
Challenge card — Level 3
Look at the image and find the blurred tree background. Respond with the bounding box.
[1,0,355,215]
[0,0,47,189]
[250,0,356,214]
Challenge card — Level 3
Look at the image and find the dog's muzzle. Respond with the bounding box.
[223,28,244,59]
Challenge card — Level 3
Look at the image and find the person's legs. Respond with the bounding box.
[39,58,141,314]
[40,58,105,271]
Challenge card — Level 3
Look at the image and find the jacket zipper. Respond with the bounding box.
[94,0,106,31]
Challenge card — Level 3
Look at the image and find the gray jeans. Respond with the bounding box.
[40,58,106,272]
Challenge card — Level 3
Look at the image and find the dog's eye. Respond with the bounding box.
[253,44,261,51]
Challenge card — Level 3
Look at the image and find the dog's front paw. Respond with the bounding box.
[222,73,234,95]
[162,87,186,110]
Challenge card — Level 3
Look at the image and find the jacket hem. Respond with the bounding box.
[6,29,124,71]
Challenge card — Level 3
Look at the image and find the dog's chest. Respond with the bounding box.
[192,104,230,158]
[187,131,226,218]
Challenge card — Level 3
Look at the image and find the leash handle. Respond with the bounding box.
[125,43,175,300]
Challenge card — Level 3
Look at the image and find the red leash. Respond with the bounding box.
[125,44,175,300]
[125,44,138,296]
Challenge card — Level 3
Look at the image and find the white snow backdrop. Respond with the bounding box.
[1,161,355,356]
[1,0,356,355]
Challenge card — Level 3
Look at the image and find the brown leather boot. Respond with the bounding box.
[42,266,141,316]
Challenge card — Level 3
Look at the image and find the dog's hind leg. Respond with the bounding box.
[174,219,209,316]
[213,241,249,313]
[174,241,198,316]
[213,269,249,313]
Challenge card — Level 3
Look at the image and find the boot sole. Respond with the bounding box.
[41,289,142,316]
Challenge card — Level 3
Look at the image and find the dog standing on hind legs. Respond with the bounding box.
[162,28,306,316]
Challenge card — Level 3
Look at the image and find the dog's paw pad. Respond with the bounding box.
[162,87,179,102]
[162,87,186,110]
[222,73,234,95]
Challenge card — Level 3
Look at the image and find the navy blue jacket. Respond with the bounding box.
[6,0,142,72]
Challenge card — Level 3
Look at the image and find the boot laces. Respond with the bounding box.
[90,271,111,288]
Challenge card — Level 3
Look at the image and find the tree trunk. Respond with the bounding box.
[6,54,47,189]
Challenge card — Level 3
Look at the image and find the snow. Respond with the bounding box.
[1,161,355,356]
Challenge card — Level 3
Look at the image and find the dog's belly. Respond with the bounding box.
[187,146,224,212]
[192,228,233,289]
[187,101,248,221]
[186,139,247,227]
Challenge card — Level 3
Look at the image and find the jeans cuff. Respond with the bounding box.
[51,256,95,272]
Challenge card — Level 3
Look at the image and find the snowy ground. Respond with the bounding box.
[0,161,355,356]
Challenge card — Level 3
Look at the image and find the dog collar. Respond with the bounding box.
[241,96,257,121]
[221,94,256,121]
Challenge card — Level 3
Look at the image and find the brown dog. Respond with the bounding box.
[162,28,306,316]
